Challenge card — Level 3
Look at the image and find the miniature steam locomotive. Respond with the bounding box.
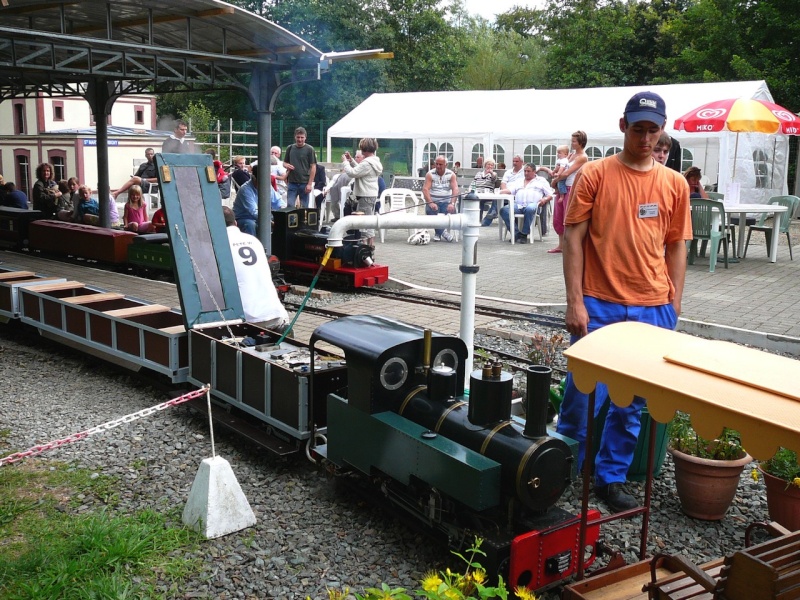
[271,207,388,288]
[310,315,600,591]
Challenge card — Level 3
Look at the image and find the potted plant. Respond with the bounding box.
[758,447,800,531]
[667,411,752,520]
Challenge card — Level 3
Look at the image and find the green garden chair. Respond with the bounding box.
[689,199,728,273]
[743,195,799,260]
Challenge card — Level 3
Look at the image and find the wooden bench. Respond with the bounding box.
[29,220,137,263]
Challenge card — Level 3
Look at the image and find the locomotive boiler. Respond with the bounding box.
[310,315,600,592]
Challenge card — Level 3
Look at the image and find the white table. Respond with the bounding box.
[476,192,517,244]
[723,203,788,262]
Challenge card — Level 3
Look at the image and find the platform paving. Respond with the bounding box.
[2,218,798,350]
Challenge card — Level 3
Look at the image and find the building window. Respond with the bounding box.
[681,148,694,172]
[586,146,603,161]
[605,146,622,157]
[53,101,65,122]
[493,144,505,168]
[523,144,540,167]
[541,144,557,168]
[49,152,67,182]
[438,142,454,166]
[13,102,26,135]
[471,144,484,168]
[15,152,31,198]
[134,105,145,125]
[753,149,769,188]
[422,143,437,170]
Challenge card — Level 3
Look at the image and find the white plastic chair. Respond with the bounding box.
[500,203,548,243]
[379,188,420,243]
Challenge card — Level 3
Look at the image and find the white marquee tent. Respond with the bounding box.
[327,80,789,204]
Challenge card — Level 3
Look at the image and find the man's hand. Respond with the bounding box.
[283,162,294,171]
[565,301,589,337]
[447,203,456,214]
[305,183,312,194]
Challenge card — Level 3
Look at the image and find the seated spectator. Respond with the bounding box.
[422,155,459,242]
[112,148,157,200]
[222,206,289,331]
[57,177,79,221]
[73,185,100,225]
[1,182,28,209]
[233,162,260,235]
[32,162,62,219]
[452,161,463,177]
[472,159,498,226]
[683,166,708,198]
[150,199,167,234]
[313,163,327,208]
[205,149,231,200]
[231,155,251,188]
[122,185,151,233]
[270,147,288,203]
[474,156,484,169]
[499,163,554,243]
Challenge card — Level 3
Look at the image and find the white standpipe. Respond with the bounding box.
[326,192,482,387]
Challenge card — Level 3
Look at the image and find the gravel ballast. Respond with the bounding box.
[0,308,776,600]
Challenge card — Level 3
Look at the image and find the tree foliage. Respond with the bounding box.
[154,0,800,125]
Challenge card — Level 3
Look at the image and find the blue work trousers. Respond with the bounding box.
[556,297,678,486]
[425,199,452,236]
[237,219,256,236]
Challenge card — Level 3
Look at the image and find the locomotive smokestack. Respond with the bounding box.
[523,365,552,439]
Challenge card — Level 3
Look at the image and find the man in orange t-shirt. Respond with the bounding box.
[556,91,692,513]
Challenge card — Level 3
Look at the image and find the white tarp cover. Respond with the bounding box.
[328,80,789,202]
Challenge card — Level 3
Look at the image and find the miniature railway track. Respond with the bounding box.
[358,287,566,328]
[284,300,567,381]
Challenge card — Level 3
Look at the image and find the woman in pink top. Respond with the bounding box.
[122,185,151,233]
[550,130,589,254]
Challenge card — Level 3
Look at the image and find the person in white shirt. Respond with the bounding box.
[483,154,525,225]
[499,163,554,243]
[222,206,289,331]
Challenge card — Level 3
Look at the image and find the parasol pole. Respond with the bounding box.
[770,137,777,189]
[732,132,739,180]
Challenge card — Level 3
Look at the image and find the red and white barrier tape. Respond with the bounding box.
[0,386,210,467]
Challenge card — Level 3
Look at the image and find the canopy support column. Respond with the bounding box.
[85,79,116,228]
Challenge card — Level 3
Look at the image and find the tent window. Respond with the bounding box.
[681,148,693,172]
[493,144,505,167]
[439,143,454,166]
[524,145,540,167]
[753,149,769,188]
[541,145,557,167]
[471,144,484,168]
[586,147,603,161]
[422,143,437,169]
[605,147,621,157]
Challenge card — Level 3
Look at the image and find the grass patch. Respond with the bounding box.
[0,460,203,599]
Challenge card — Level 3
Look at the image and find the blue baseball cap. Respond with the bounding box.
[624,91,667,126]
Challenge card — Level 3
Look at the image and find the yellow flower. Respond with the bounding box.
[515,585,538,600]
[421,572,443,592]
[792,477,800,488]
[444,589,460,600]
[471,569,487,585]
[751,468,760,482]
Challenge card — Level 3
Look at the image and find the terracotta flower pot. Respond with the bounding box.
[759,466,800,531]
[668,446,752,520]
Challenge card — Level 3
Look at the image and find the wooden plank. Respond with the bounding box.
[159,325,186,334]
[104,304,170,318]
[19,281,85,292]
[0,271,35,280]
[62,293,124,305]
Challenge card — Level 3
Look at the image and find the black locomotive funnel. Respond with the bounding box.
[523,365,552,439]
